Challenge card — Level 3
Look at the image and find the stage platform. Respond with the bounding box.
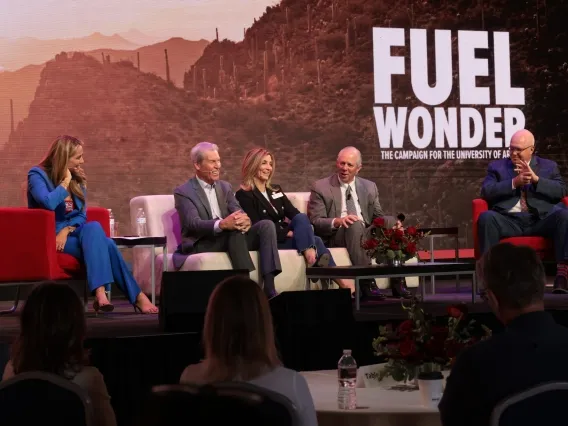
[2,276,568,426]
[1,276,567,342]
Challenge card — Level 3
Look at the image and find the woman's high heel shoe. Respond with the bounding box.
[132,303,159,314]
[93,300,114,316]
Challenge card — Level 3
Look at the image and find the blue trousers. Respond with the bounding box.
[63,222,141,304]
[277,213,336,266]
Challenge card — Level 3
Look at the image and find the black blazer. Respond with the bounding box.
[235,185,300,242]
[439,311,568,426]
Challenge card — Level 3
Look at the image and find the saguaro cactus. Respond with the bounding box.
[317,60,322,86]
[307,5,312,33]
[10,99,14,133]
[164,49,171,83]
[263,50,268,96]
[137,51,140,71]
[216,28,219,42]
[192,65,197,91]
[202,68,207,94]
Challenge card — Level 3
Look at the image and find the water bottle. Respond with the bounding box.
[136,208,147,236]
[108,209,115,237]
[338,349,357,410]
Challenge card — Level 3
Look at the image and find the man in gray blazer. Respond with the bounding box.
[308,146,410,299]
[173,142,281,298]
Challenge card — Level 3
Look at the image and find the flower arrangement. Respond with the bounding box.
[361,214,429,265]
[372,297,492,383]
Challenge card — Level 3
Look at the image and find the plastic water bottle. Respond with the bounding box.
[338,349,357,410]
[136,208,147,236]
[108,209,115,237]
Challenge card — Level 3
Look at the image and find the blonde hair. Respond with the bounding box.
[39,135,86,206]
[240,148,275,191]
[201,275,280,382]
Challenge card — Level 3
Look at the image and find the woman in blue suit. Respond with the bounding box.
[27,135,158,314]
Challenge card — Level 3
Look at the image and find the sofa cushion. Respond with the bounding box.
[285,192,311,214]
[129,193,419,295]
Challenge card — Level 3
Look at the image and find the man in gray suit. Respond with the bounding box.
[173,142,281,298]
[308,146,410,299]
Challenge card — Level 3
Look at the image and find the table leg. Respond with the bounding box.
[150,245,156,305]
[471,272,477,304]
[429,237,435,294]
[421,275,426,300]
[355,278,360,311]
[163,244,168,272]
[455,234,461,292]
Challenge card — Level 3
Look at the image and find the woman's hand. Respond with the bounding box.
[61,169,72,188]
[71,166,86,181]
[287,230,293,238]
[55,227,74,252]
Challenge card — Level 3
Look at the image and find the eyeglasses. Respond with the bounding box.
[509,145,534,154]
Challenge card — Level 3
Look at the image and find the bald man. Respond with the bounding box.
[478,129,568,293]
[308,146,411,300]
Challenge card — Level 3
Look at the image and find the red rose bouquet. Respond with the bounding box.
[361,215,429,265]
[372,297,492,383]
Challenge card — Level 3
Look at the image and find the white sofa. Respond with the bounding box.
[129,192,418,295]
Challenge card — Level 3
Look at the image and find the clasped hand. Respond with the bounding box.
[55,227,74,252]
[513,160,538,188]
[220,210,251,233]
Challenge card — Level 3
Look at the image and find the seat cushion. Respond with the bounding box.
[500,236,552,252]
[55,253,85,279]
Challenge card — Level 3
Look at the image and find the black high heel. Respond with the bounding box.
[93,300,114,316]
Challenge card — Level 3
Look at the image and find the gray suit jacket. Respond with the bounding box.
[308,174,391,238]
[173,177,241,269]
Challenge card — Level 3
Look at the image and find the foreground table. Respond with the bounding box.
[302,370,442,426]
[306,262,477,310]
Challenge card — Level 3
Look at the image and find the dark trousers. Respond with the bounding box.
[478,208,568,262]
[64,221,142,304]
[193,220,282,292]
[277,213,336,266]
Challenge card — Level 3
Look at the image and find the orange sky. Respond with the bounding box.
[0,0,278,41]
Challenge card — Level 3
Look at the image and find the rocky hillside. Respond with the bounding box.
[0,52,347,232]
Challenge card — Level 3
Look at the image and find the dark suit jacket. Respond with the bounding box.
[235,185,300,243]
[439,311,568,426]
[308,174,391,238]
[481,156,566,218]
[173,177,241,269]
[27,166,87,234]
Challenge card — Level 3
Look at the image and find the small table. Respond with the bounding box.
[306,262,477,311]
[421,227,460,294]
[112,236,167,304]
[302,369,442,426]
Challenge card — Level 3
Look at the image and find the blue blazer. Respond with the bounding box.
[481,156,567,218]
[27,166,87,234]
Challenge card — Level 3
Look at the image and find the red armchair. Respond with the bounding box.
[472,198,568,259]
[0,207,110,314]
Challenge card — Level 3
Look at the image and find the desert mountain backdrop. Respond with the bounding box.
[1,0,567,249]
[0,36,209,148]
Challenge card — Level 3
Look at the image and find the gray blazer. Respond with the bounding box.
[173,177,241,269]
[308,174,391,237]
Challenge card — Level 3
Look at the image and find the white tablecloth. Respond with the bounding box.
[301,370,442,426]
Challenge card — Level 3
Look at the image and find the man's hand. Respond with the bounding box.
[287,230,293,238]
[333,215,360,228]
[513,160,539,187]
[236,214,251,233]
[55,227,73,252]
[220,211,248,232]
